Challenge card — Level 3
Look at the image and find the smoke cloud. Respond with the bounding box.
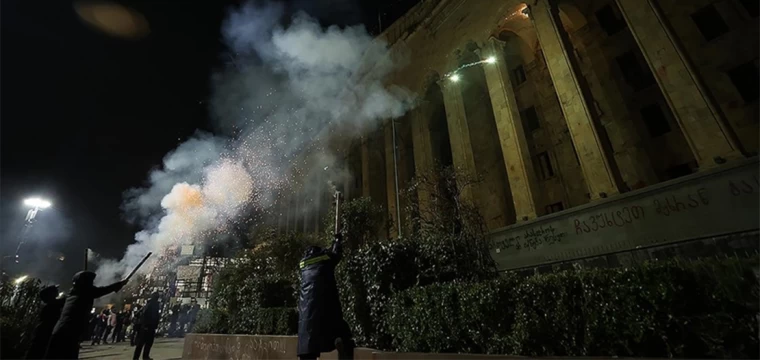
[96,1,414,285]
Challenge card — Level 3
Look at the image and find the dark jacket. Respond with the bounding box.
[46,272,124,359]
[26,289,64,359]
[297,237,351,355]
[141,296,160,330]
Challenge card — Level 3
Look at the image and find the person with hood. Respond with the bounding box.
[133,292,160,360]
[297,233,354,360]
[45,271,127,359]
[25,285,65,359]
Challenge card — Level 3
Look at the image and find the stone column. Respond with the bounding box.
[440,78,478,204]
[361,138,371,198]
[343,156,351,201]
[385,122,400,239]
[481,37,542,221]
[615,0,743,167]
[529,0,623,199]
[385,120,412,238]
[410,104,435,220]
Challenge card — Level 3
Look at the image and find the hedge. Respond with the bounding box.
[385,257,759,358]
[193,307,298,335]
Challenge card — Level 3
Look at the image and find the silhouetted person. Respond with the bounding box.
[45,271,126,359]
[130,305,143,346]
[297,233,354,360]
[112,310,125,343]
[133,292,160,360]
[177,303,190,337]
[167,304,180,337]
[187,301,200,333]
[91,309,108,345]
[25,285,65,359]
[102,308,116,344]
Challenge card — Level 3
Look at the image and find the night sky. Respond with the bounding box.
[1,0,419,284]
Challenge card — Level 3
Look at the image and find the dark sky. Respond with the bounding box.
[0,0,419,284]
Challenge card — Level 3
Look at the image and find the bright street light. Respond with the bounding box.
[24,197,52,209]
[14,275,28,285]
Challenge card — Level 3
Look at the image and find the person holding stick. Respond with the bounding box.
[297,191,354,360]
[45,272,127,359]
[46,253,149,359]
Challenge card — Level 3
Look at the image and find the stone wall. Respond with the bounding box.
[489,158,759,271]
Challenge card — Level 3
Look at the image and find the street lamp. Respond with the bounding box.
[14,197,53,263]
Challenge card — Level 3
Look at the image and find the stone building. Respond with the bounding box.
[280,0,759,272]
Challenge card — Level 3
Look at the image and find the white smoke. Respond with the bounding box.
[95,1,414,285]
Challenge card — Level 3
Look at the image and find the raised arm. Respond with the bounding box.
[91,280,127,299]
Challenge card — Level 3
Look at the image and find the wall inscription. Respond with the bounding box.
[488,160,759,271]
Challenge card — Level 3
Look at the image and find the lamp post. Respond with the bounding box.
[14,197,52,263]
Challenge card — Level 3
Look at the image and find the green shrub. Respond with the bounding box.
[254,307,299,335]
[386,257,759,358]
[192,308,230,334]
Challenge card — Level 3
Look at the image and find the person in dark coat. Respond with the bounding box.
[167,304,180,337]
[45,271,127,359]
[112,310,125,343]
[177,303,190,337]
[25,285,65,359]
[297,233,354,360]
[186,302,200,333]
[133,292,160,360]
[130,305,143,346]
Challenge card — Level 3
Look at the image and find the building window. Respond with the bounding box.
[616,51,655,91]
[727,60,760,103]
[520,106,541,132]
[665,163,693,180]
[595,4,626,35]
[691,4,729,41]
[545,202,564,214]
[536,152,555,180]
[512,65,527,86]
[740,0,759,17]
[639,103,671,138]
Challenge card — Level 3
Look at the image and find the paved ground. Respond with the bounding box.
[78,338,184,360]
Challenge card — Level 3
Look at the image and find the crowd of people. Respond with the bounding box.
[23,270,202,360]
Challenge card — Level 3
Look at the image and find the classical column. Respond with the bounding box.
[343,156,351,201]
[410,104,436,220]
[615,0,743,167]
[481,37,542,221]
[385,122,400,238]
[529,0,623,199]
[440,77,478,203]
[361,138,371,197]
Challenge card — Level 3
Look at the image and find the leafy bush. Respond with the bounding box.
[385,257,759,358]
[254,307,298,335]
[0,278,44,359]
[207,227,318,334]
